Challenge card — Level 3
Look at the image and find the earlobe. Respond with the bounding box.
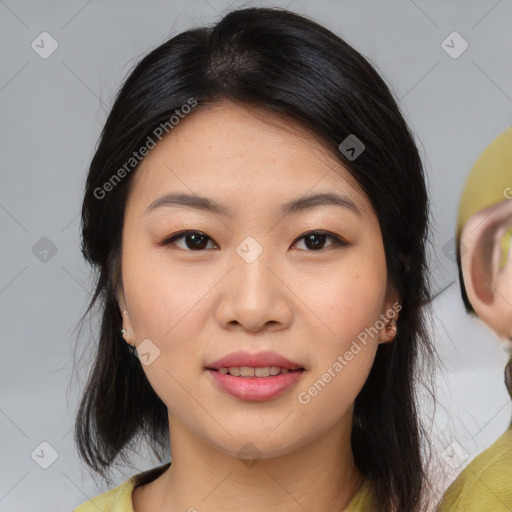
[120,309,134,344]
[116,286,134,342]
[377,292,401,344]
[378,308,399,345]
[116,284,128,317]
[378,325,396,344]
[380,319,397,344]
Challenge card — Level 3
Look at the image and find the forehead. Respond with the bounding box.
[127,101,373,217]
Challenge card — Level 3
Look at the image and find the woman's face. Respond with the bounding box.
[118,101,397,460]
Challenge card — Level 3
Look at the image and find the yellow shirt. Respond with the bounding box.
[73,463,171,512]
[438,427,512,511]
[73,462,374,511]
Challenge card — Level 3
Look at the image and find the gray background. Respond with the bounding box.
[1,0,511,510]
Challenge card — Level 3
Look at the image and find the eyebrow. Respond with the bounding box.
[145,191,362,218]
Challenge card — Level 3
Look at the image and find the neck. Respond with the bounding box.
[150,413,363,512]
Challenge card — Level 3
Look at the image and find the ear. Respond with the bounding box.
[460,199,512,341]
[116,283,127,316]
[378,286,401,345]
[116,283,135,343]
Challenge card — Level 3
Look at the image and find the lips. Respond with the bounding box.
[205,350,305,372]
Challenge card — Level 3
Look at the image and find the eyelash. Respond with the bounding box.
[159,230,347,252]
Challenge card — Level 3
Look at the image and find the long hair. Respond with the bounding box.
[74,7,436,511]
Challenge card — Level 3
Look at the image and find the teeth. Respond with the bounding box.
[217,366,294,377]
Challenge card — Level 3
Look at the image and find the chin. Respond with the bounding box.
[212,431,303,461]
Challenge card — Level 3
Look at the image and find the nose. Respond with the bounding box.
[215,246,293,333]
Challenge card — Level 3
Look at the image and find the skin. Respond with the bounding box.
[460,198,512,344]
[117,100,399,512]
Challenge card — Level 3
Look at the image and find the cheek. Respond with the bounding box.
[120,241,223,408]
[297,343,375,420]
[298,251,387,347]
[292,252,386,410]
[122,239,215,340]
[120,244,212,415]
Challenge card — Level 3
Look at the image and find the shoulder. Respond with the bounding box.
[72,462,171,512]
[438,428,512,511]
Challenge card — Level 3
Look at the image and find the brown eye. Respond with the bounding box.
[161,231,218,250]
[292,230,346,251]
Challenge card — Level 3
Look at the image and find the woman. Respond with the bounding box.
[73,7,435,511]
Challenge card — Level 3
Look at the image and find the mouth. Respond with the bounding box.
[205,350,305,373]
[204,351,306,401]
[204,366,306,401]
[205,366,305,377]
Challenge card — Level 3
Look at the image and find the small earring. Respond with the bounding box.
[386,319,397,335]
[122,310,129,316]
[379,320,397,345]
[121,328,131,339]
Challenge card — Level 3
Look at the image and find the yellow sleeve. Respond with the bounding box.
[438,428,512,511]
